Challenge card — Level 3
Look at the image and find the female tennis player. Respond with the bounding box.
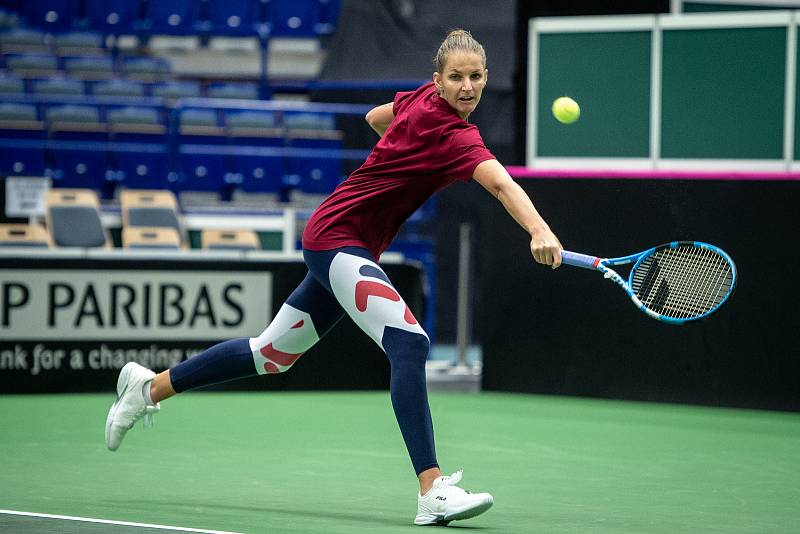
[106,29,562,526]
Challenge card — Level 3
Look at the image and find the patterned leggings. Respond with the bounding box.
[169,247,438,475]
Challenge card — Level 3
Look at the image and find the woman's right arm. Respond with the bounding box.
[365,102,395,137]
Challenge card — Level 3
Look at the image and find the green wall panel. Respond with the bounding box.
[661,26,786,159]
[537,31,651,158]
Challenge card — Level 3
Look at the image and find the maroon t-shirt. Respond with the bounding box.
[302,82,496,259]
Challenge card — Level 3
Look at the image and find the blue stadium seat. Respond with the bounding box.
[55,32,105,55]
[232,150,284,195]
[204,0,262,35]
[0,103,46,176]
[121,57,171,81]
[226,110,284,194]
[92,79,145,97]
[178,108,226,143]
[177,145,234,193]
[267,0,319,37]
[151,80,201,99]
[5,53,59,77]
[64,56,115,79]
[284,111,343,194]
[0,74,24,96]
[83,0,139,33]
[46,105,111,192]
[144,0,201,33]
[23,0,78,31]
[108,106,170,189]
[31,78,85,97]
[176,108,231,193]
[0,28,47,53]
[207,82,259,100]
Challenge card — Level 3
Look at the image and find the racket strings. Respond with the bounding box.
[647,247,732,318]
[631,245,733,319]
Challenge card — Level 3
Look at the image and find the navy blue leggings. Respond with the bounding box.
[169,247,438,475]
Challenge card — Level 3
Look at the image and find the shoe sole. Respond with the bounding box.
[444,498,493,522]
[415,497,493,526]
[104,363,135,451]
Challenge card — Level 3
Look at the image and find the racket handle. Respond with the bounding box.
[561,250,599,270]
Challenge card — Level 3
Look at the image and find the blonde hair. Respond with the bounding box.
[434,29,486,73]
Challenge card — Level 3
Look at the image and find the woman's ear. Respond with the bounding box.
[432,72,442,94]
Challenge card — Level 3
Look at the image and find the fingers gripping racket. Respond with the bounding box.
[561,241,736,324]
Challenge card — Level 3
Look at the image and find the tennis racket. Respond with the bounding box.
[561,241,736,324]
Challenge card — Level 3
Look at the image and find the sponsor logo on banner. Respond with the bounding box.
[0,269,272,340]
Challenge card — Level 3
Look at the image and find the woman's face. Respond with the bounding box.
[434,52,488,120]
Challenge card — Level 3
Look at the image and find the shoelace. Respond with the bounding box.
[128,404,159,429]
[439,470,464,487]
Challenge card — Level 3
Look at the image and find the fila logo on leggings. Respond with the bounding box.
[249,305,318,375]
[328,252,426,348]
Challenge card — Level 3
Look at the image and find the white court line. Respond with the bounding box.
[0,509,243,534]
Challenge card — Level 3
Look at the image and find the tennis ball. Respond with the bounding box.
[552,96,580,124]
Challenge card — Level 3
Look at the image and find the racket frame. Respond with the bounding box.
[561,241,737,324]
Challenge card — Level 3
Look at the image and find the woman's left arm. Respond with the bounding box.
[473,159,563,268]
[365,103,395,137]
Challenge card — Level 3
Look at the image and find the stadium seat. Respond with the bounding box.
[31,78,85,97]
[47,104,111,191]
[0,74,25,95]
[55,32,105,56]
[0,28,47,53]
[23,0,77,31]
[121,57,171,81]
[6,54,59,77]
[284,112,343,195]
[45,188,110,248]
[92,79,145,97]
[108,106,163,127]
[201,228,260,251]
[122,226,183,250]
[120,189,185,244]
[144,0,201,33]
[151,81,201,100]
[267,0,319,37]
[0,102,46,176]
[83,0,139,33]
[0,223,49,248]
[178,109,224,139]
[64,56,115,79]
[207,82,259,100]
[226,110,284,197]
[204,0,262,35]
[108,106,169,189]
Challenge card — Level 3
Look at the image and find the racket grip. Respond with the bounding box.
[561,250,599,270]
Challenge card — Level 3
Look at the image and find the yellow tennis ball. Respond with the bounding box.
[552,96,580,124]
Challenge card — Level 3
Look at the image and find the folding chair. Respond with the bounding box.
[0,223,49,248]
[201,228,260,251]
[45,188,111,248]
[123,226,183,250]
[120,189,185,244]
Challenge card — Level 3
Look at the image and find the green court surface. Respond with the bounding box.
[1,392,799,533]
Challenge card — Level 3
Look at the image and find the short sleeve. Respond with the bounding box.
[393,90,415,116]
[444,127,496,183]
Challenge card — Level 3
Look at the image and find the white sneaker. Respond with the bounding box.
[414,470,493,526]
[105,362,160,451]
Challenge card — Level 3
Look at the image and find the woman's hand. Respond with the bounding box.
[530,228,562,269]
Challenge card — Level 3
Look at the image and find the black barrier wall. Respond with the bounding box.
[0,257,425,393]
[460,178,799,411]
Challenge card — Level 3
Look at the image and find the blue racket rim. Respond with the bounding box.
[626,241,737,324]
